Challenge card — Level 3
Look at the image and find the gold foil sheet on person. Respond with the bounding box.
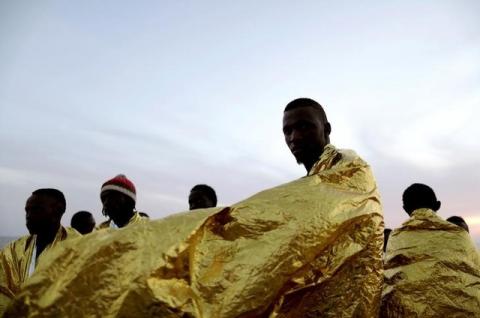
[5,145,384,317]
[97,211,147,229]
[381,208,480,317]
[0,226,80,315]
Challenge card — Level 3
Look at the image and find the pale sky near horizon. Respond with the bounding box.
[0,1,479,247]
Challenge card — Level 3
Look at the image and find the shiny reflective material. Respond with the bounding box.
[381,208,480,317]
[6,145,383,317]
[0,226,80,315]
[97,211,147,229]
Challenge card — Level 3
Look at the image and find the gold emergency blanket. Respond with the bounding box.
[97,211,147,229]
[0,226,80,315]
[5,145,384,317]
[381,208,480,317]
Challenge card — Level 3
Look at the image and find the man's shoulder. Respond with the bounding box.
[389,209,476,257]
[334,147,368,166]
[0,235,32,257]
[314,144,368,173]
[97,220,111,229]
[307,144,377,195]
[63,227,81,239]
[401,209,454,230]
[128,212,149,226]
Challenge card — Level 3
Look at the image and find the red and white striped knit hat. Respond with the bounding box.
[100,174,136,203]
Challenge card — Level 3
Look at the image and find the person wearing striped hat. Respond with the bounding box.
[98,174,146,229]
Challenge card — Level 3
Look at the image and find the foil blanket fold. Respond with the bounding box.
[381,208,480,318]
[5,146,383,317]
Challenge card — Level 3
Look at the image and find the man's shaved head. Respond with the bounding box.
[402,183,441,215]
[189,184,217,210]
[284,98,328,123]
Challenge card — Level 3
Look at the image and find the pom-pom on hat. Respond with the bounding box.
[100,174,136,203]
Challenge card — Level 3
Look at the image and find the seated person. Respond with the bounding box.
[381,183,480,317]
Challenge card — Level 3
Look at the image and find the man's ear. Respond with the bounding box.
[433,200,441,212]
[325,122,331,136]
[56,202,65,219]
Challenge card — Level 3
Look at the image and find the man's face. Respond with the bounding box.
[283,107,330,165]
[25,195,61,235]
[101,190,133,225]
[189,191,215,210]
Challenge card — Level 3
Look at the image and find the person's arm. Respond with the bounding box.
[0,245,17,315]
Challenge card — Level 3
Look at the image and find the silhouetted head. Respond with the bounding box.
[447,216,469,233]
[402,183,441,215]
[139,212,150,219]
[189,184,217,210]
[25,188,66,236]
[100,174,136,227]
[70,211,96,235]
[283,98,331,172]
[383,228,392,253]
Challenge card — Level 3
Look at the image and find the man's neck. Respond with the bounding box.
[35,226,59,257]
[303,146,325,175]
[302,147,327,174]
[114,210,135,228]
[303,164,313,174]
[303,158,317,175]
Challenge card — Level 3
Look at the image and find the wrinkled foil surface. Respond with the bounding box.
[381,208,480,317]
[0,227,80,315]
[6,145,383,317]
[97,211,148,229]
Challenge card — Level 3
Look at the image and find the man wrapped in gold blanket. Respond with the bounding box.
[5,98,384,317]
[381,183,480,317]
[0,189,80,315]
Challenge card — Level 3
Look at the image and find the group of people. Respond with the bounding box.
[0,98,478,317]
[69,177,218,234]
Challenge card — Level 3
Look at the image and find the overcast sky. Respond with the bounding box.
[0,0,479,247]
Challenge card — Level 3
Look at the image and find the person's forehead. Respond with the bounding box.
[26,194,49,205]
[101,190,125,200]
[283,107,319,125]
